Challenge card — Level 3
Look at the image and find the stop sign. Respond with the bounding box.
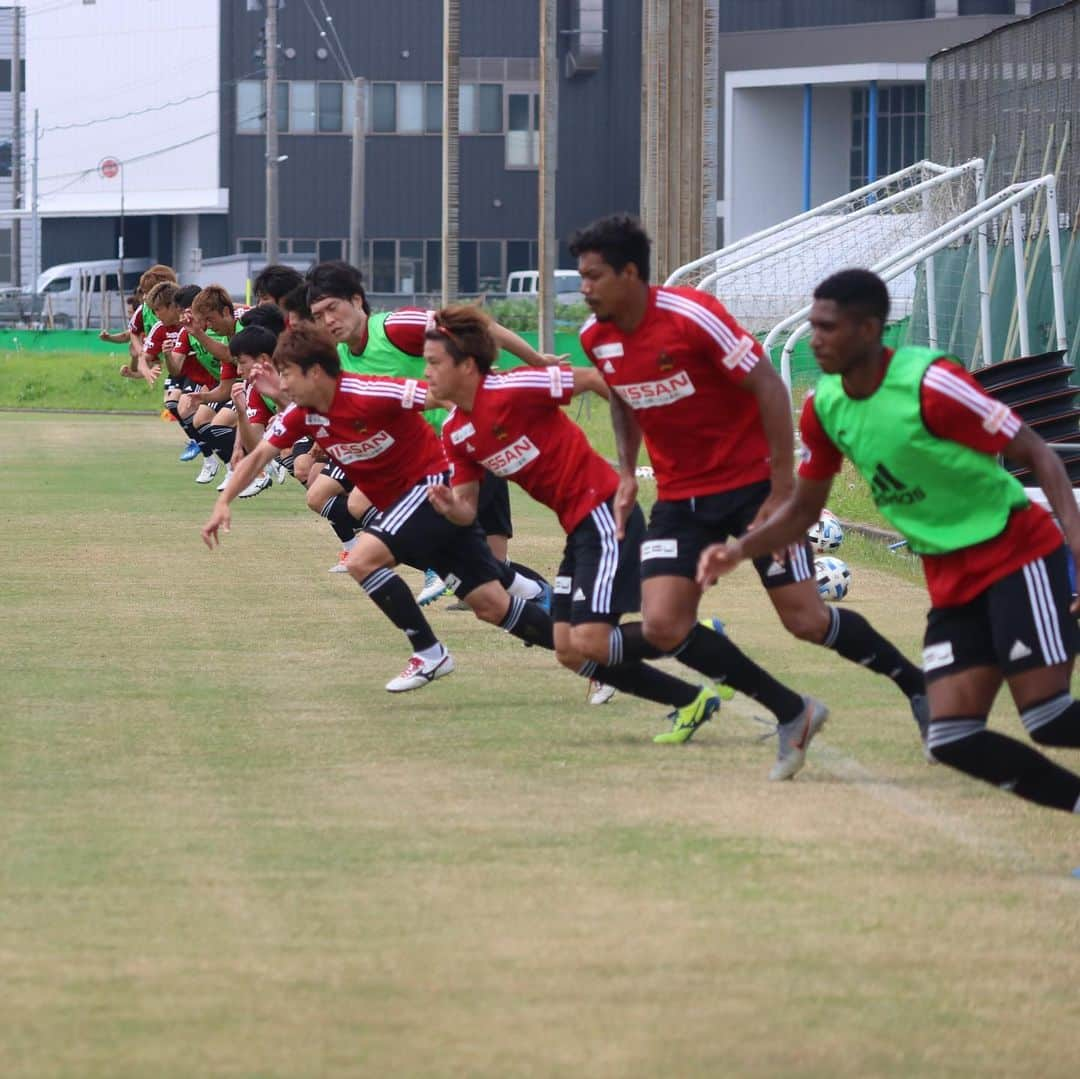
[98,157,120,180]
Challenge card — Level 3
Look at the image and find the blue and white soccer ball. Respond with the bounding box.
[807,508,844,553]
[815,556,851,601]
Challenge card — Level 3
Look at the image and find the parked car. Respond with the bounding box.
[505,269,584,305]
[36,258,153,328]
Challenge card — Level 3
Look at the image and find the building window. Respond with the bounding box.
[461,83,503,133]
[236,79,350,134]
[237,238,266,254]
[506,92,540,168]
[369,81,445,134]
[0,60,26,94]
[850,84,925,190]
[0,228,11,283]
[0,141,11,179]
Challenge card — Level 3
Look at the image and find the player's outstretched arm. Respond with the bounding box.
[201,440,278,548]
[428,480,480,526]
[490,322,566,367]
[1005,424,1080,608]
[699,475,831,588]
[571,367,609,399]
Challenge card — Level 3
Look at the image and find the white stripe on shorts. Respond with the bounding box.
[1021,557,1068,665]
[589,502,620,614]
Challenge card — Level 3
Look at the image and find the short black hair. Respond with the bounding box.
[568,214,651,283]
[252,264,305,303]
[239,302,286,338]
[280,281,312,321]
[273,322,341,377]
[306,260,371,314]
[814,269,890,325]
[175,284,201,309]
[229,324,278,360]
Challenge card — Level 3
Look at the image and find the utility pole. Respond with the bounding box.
[538,0,557,354]
[265,0,280,262]
[441,0,460,305]
[12,2,21,287]
[349,77,366,270]
[30,108,38,291]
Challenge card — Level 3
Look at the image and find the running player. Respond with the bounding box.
[699,269,1080,815]
[306,260,552,599]
[423,304,722,739]
[571,214,907,777]
[200,323,554,692]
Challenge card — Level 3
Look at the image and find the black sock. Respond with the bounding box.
[358,506,380,529]
[1021,694,1080,747]
[673,624,804,723]
[505,558,549,588]
[179,412,209,452]
[579,659,698,709]
[195,422,227,461]
[321,495,362,543]
[823,607,924,698]
[358,568,439,652]
[166,399,181,421]
[279,453,296,476]
[929,717,1080,813]
[608,622,665,664]
[499,595,554,649]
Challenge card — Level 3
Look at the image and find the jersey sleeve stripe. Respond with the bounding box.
[655,289,743,356]
[579,314,597,336]
[923,366,1021,434]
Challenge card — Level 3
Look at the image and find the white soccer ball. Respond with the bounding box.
[807,508,844,553]
[815,556,851,601]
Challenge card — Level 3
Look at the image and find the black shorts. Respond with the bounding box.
[164,376,198,394]
[319,462,354,495]
[209,399,233,414]
[922,545,1078,683]
[641,479,814,589]
[289,436,313,458]
[477,472,513,538]
[366,473,502,598]
[553,500,645,626]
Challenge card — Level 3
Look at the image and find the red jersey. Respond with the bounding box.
[241,379,276,429]
[798,354,1063,607]
[442,364,619,534]
[580,286,772,501]
[264,374,447,509]
[144,320,182,361]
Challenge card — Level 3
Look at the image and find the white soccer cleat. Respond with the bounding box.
[416,568,448,606]
[385,650,455,693]
[215,465,233,492]
[769,697,828,781]
[329,550,352,573]
[238,469,272,499]
[196,457,221,485]
[588,680,616,705]
[271,460,288,485]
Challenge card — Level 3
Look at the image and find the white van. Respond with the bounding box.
[36,258,153,328]
[506,269,584,305]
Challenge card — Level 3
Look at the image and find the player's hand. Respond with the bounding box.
[143,362,161,387]
[697,541,742,589]
[538,352,570,367]
[98,329,110,341]
[251,360,282,401]
[427,484,455,517]
[613,472,638,540]
[182,309,205,333]
[202,502,232,549]
[230,382,247,408]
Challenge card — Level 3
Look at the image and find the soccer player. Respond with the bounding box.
[201,323,554,692]
[571,215,918,777]
[306,260,551,600]
[423,304,722,738]
[699,269,1080,815]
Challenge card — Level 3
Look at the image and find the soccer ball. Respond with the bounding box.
[815,556,851,601]
[807,508,844,553]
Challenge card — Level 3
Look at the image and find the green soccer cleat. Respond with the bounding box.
[653,686,722,745]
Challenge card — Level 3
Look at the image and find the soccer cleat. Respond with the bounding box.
[271,460,289,485]
[588,680,616,706]
[329,550,352,574]
[196,457,220,484]
[909,693,935,764]
[533,580,553,615]
[215,465,234,492]
[769,697,829,781]
[179,439,202,462]
[417,568,447,607]
[700,615,726,635]
[653,686,722,745]
[238,469,272,499]
[385,649,455,692]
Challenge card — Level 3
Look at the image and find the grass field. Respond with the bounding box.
[3,413,1079,1078]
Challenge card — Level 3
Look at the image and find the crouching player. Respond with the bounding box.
[699,269,1080,816]
[423,305,724,740]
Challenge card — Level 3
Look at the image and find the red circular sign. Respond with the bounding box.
[98,157,120,180]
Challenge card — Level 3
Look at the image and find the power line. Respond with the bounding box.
[300,0,351,82]
[316,0,356,81]
[44,90,219,133]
